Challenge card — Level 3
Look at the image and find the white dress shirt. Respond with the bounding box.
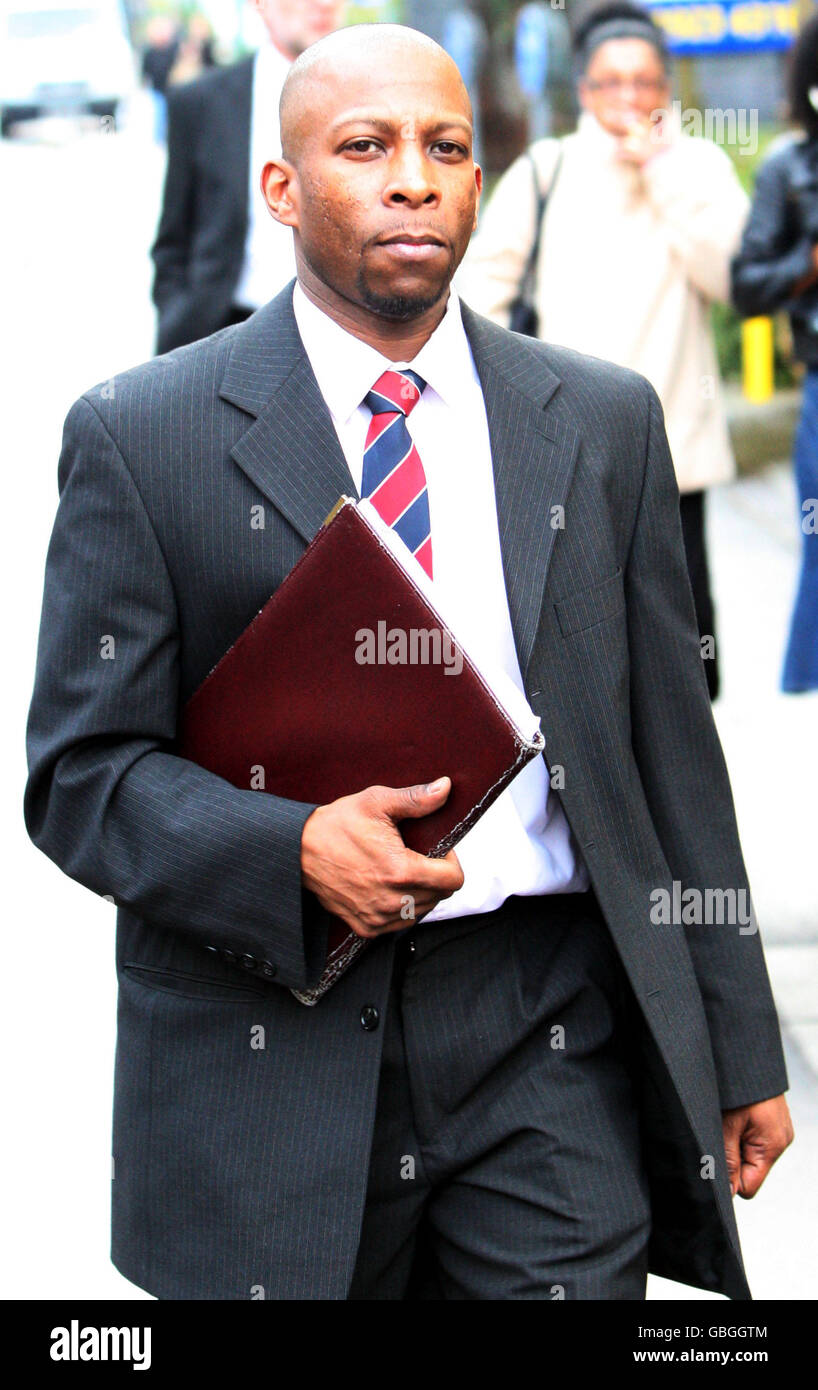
[292,281,589,920]
[233,41,297,311]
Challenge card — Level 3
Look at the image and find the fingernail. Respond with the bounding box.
[425,777,448,794]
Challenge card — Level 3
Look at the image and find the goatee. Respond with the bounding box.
[357,271,448,322]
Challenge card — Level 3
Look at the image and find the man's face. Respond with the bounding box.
[579,38,669,137]
[254,0,347,58]
[268,49,481,321]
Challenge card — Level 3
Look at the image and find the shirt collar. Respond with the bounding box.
[292,280,477,425]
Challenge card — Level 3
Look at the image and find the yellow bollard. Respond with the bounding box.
[742,317,774,403]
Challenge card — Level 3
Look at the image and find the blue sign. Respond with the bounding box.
[643,0,800,56]
[515,2,550,97]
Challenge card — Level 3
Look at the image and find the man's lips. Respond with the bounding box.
[375,233,447,261]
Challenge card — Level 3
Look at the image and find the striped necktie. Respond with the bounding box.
[361,368,433,579]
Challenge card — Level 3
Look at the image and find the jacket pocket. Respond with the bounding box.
[122,962,267,1002]
[553,567,625,637]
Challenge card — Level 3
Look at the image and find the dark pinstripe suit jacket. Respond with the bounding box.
[25,282,788,1300]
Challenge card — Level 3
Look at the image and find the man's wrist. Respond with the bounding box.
[300,804,323,884]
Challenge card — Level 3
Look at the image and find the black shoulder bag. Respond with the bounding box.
[508,145,563,338]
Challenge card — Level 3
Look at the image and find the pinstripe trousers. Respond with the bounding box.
[348,891,652,1300]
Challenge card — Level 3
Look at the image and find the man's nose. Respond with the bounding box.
[383,148,440,208]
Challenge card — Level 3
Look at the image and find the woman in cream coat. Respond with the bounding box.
[459,2,749,701]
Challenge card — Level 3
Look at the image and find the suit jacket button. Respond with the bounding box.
[240,954,257,970]
[360,1005,379,1031]
[260,960,277,978]
[204,945,219,954]
[222,948,237,963]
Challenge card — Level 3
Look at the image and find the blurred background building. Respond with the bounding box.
[0,1,809,157]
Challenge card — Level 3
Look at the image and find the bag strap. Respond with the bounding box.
[519,142,564,300]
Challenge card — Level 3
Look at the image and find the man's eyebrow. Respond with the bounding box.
[330,113,473,136]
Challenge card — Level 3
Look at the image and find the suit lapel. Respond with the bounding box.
[220,283,358,544]
[460,303,579,680]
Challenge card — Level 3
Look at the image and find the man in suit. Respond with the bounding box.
[26,24,792,1300]
[151,0,347,355]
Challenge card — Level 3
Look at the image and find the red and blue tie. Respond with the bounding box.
[361,368,433,579]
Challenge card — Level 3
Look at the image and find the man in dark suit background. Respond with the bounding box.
[27,25,792,1299]
[151,0,347,354]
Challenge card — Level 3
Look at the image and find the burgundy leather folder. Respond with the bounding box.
[179,497,545,1004]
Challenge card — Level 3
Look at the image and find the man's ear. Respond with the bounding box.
[261,158,299,229]
[472,163,483,232]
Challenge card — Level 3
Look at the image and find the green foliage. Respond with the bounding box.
[712,301,743,382]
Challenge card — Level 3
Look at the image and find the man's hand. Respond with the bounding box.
[300,777,464,939]
[722,1095,794,1198]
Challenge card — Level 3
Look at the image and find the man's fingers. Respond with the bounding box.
[368,777,452,822]
[351,887,446,938]
[400,846,464,897]
[737,1125,794,1200]
[441,848,464,891]
[722,1117,743,1197]
[722,1097,794,1200]
[737,1153,770,1200]
[353,852,464,938]
[736,1132,788,1198]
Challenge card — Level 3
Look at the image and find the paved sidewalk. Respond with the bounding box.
[649,460,818,1301]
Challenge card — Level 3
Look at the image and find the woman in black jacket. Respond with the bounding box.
[732,16,818,692]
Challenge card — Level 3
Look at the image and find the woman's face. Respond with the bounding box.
[579,37,669,137]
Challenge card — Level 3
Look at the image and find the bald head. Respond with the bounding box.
[279,24,472,162]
